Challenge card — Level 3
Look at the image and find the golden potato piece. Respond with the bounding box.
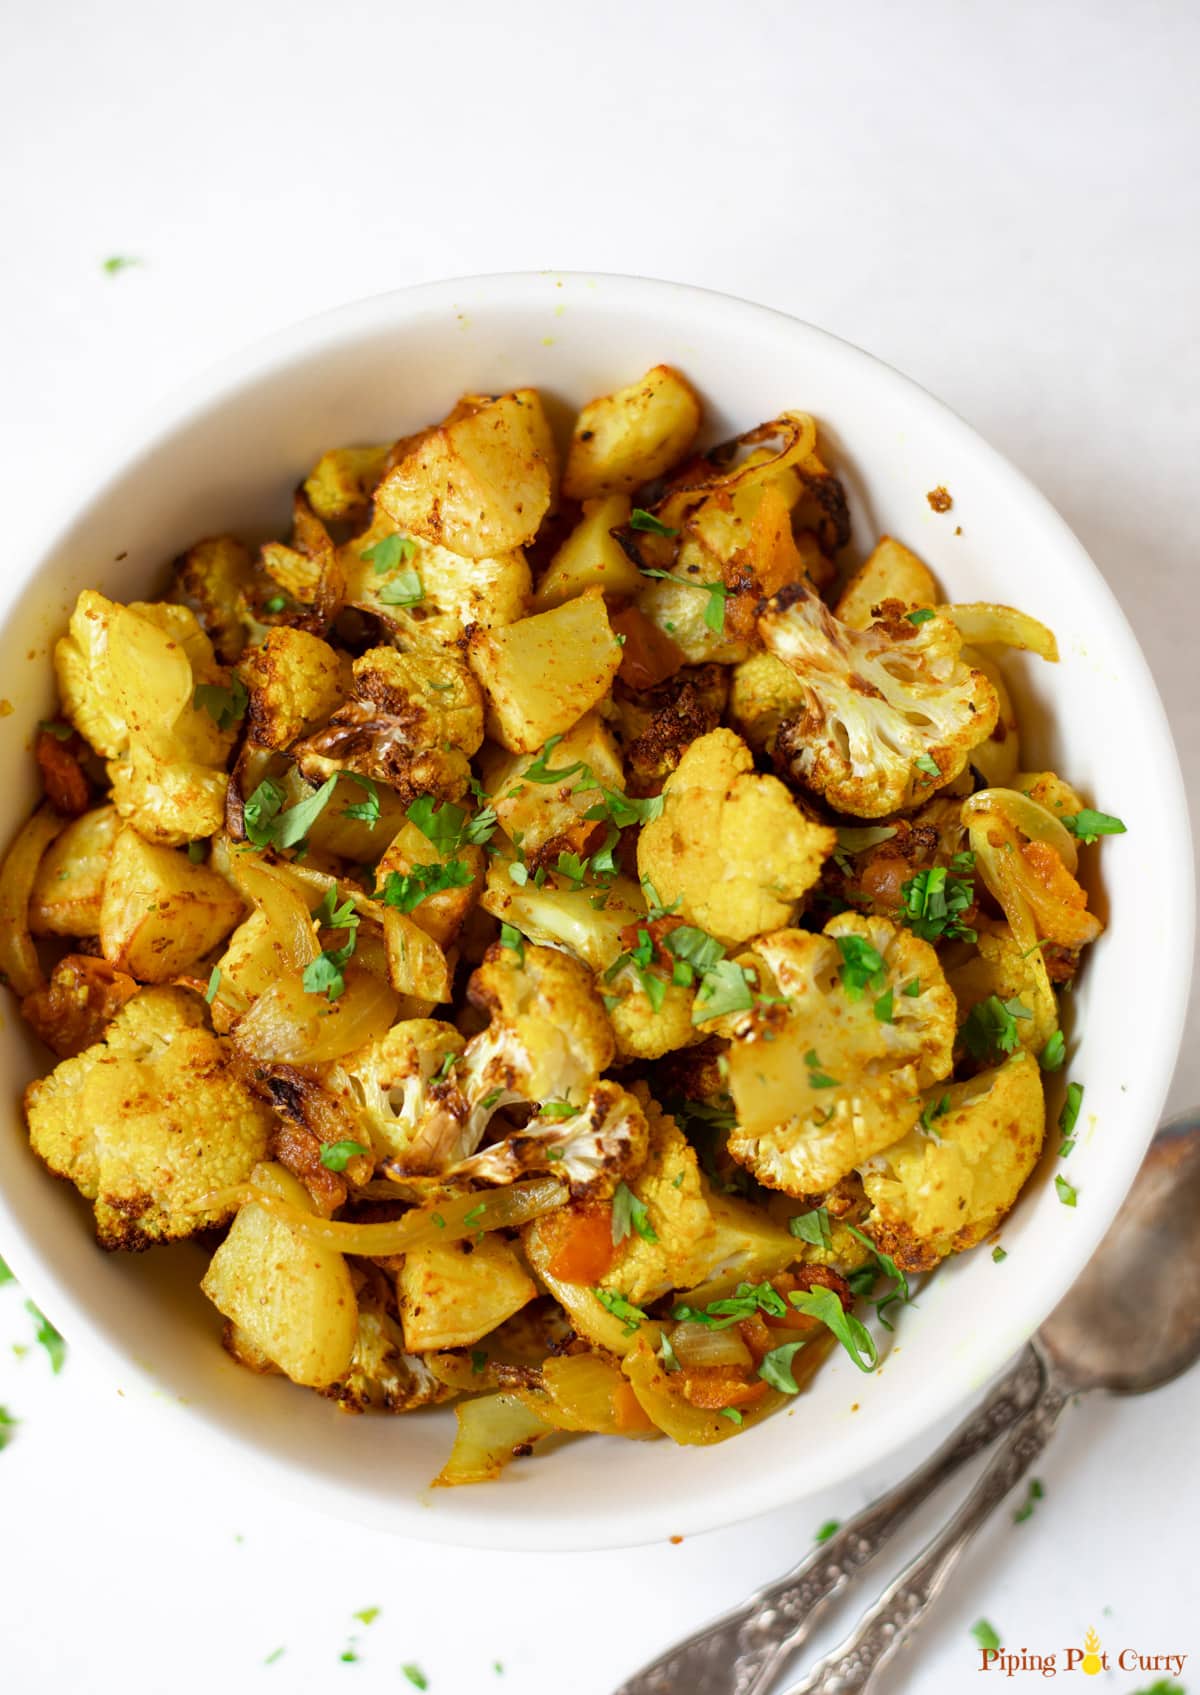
[201,1162,358,1387]
[468,588,623,753]
[383,909,452,1003]
[99,827,244,982]
[487,710,625,856]
[30,805,119,937]
[835,536,939,629]
[563,365,701,499]
[532,494,643,609]
[377,392,552,559]
[398,1235,537,1352]
[375,822,483,949]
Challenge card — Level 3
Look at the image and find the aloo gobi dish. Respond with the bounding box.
[1,367,1122,1483]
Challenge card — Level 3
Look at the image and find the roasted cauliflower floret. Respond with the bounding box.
[562,364,701,499]
[169,535,256,663]
[325,1300,456,1413]
[612,664,728,797]
[24,986,272,1248]
[304,444,391,524]
[289,644,476,802]
[638,728,835,947]
[241,627,343,750]
[758,584,999,817]
[481,860,646,973]
[605,972,699,1062]
[324,1019,467,1166]
[723,914,956,1196]
[463,941,615,1105]
[726,651,807,758]
[56,592,235,844]
[859,1051,1046,1270]
[446,1080,649,1198]
[945,921,1058,1058]
[344,524,531,650]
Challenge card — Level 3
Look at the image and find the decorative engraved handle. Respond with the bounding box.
[612,1347,1043,1695]
[780,1351,1068,1695]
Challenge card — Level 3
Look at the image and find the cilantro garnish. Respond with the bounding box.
[253,774,339,852]
[594,1288,647,1334]
[242,778,285,847]
[789,1208,833,1250]
[194,677,248,731]
[788,1285,878,1371]
[320,1139,367,1179]
[1061,808,1126,845]
[554,850,590,889]
[340,772,381,827]
[758,1340,809,1394]
[804,1048,840,1089]
[638,567,729,633]
[352,1607,380,1626]
[992,1246,1007,1263]
[378,860,472,914]
[401,1667,428,1690]
[629,508,679,536]
[263,594,289,614]
[377,567,424,608]
[204,966,221,1005]
[657,1331,681,1372]
[899,865,976,942]
[463,1203,487,1228]
[920,1094,952,1137]
[611,1180,658,1245]
[407,794,495,851]
[692,959,755,1023]
[1055,1174,1078,1207]
[303,886,361,1000]
[914,753,941,779]
[845,1225,911,1330]
[362,533,416,573]
[470,1349,487,1374]
[815,1519,840,1543]
[664,925,726,975]
[37,720,74,740]
[1039,1030,1066,1072]
[25,1301,66,1373]
[836,933,887,1000]
[1012,1478,1044,1524]
[905,608,935,625]
[0,1406,17,1451]
[873,988,894,1023]
[972,1620,1002,1653]
[538,1098,576,1119]
[102,255,141,275]
[521,734,591,786]
[719,1406,744,1425]
[0,1255,12,1285]
[1058,1080,1084,1156]
[961,995,1031,1062]
[673,1280,788,1329]
[187,840,206,863]
[584,789,664,829]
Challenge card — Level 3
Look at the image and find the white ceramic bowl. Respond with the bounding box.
[0,274,1191,1551]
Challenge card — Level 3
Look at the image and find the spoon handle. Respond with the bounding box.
[612,1346,1043,1695]
[779,1353,1069,1695]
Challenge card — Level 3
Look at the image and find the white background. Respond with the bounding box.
[1,2,1195,1691]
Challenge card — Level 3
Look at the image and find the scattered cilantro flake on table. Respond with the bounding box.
[1055,1173,1078,1207]
[814,1518,840,1543]
[264,1647,285,1666]
[402,1665,429,1690]
[0,1406,17,1451]
[25,1300,66,1373]
[971,1619,1002,1652]
[0,1254,12,1284]
[102,255,141,275]
[1013,1477,1044,1523]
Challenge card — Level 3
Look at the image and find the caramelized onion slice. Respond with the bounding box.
[0,805,66,997]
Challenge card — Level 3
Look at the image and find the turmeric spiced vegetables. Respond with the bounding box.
[0,368,1124,1484]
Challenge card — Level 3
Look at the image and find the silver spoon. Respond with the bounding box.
[616,1114,1200,1695]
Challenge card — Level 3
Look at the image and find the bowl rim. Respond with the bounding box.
[0,270,1193,1551]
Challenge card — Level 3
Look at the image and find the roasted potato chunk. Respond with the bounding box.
[835,536,939,629]
[30,804,119,937]
[563,365,701,498]
[303,443,391,522]
[377,392,553,559]
[532,494,643,609]
[469,588,623,753]
[399,1235,537,1353]
[99,827,244,981]
[202,1162,357,1387]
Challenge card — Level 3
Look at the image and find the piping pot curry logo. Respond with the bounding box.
[978,1625,1189,1679]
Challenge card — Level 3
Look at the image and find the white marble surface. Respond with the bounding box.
[0,2,1195,1690]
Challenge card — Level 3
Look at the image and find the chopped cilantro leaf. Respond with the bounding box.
[25,1301,66,1373]
[758,1339,809,1394]
[719,1406,744,1424]
[789,1208,833,1250]
[1061,808,1126,845]
[193,677,248,731]
[673,1280,787,1329]
[499,922,524,964]
[972,1620,1002,1652]
[611,1180,658,1245]
[905,608,935,625]
[899,865,976,942]
[204,966,221,1004]
[37,719,74,740]
[263,594,289,614]
[594,1288,647,1334]
[1057,1080,1084,1156]
[378,860,472,913]
[186,840,206,863]
[835,932,886,998]
[914,754,941,778]
[657,1331,681,1372]
[470,1349,487,1374]
[638,567,729,633]
[804,1049,840,1089]
[521,734,591,786]
[961,995,1031,1062]
[1039,1030,1066,1072]
[271,775,340,851]
[629,508,678,536]
[1012,1477,1044,1523]
[352,1606,380,1626]
[789,1285,878,1370]
[463,1203,487,1228]
[664,925,726,975]
[102,254,141,275]
[320,1140,368,1172]
[693,959,755,1023]
[362,533,416,573]
[407,794,495,851]
[0,1406,17,1451]
[1054,1173,1078,1207]
[815,1519,840,1543]
[340,772,381,827]
[992,1245,1007,1263]
[377,567,424,607]
[0,1255,12,1285]
[873,988,894,1022]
